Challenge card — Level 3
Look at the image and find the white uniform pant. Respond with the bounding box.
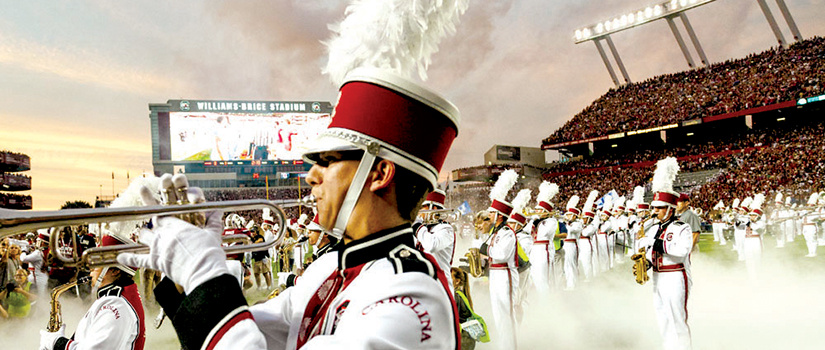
[653,270,692,350]
[529,242,555,295]
[734,230,745,261]
[577,238,593,281]
[489,267,519,349]
[803,225,818,256]
[744,236,762,280]
[563,241,578,290]
[607,233,616,267]
[712,223,727,245]
[783,221,795,242]
[596,234,609,272]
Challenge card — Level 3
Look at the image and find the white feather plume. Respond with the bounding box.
[602,195,613,213]
[785,196,792,206]
[732,198,740,209]
[566,195,580,211]
[807,192,819,206]
[511,189,531,214]
[490,169,518,202]
[104,175,161,238]
[324,0,470,86]
[652,157,679,194]
[713,200,724,210]
[614,196,626,210]
[583,190,598,214]
[632,186,645,205]
[741,197,753,209]
[750,193,765,211]
[536,182,559,205]
[774,192,783,204]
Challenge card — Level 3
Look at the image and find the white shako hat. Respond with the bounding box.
[304,0,468,240]
[487,169,519,217]
[785,196,792,206]
[422,188,447,209]
[633,186,649,211]
[775,192,783,205]
[582,190,599,218]
[750,193,766,216]
[651,157,680,208]
[535,181,559,212]
[807,192,819,207]
[508,189,532,225]
[566,195,581,216]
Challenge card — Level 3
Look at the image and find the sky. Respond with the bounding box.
[1,0,823,210]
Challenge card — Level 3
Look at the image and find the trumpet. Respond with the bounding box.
[0,198,312,269]
[419,208,462,224]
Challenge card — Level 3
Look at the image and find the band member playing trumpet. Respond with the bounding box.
[40,233,146,350]
[636,157,693,350]
[414,189,457,293]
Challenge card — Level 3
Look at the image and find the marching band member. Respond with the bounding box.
[414,189,457,293]
[628,186,648,255]
[529,181,561,295]
[734,197,752,261]
[781,196,796,244]
[611,196,628,266]
[596,196,613,273]
[481,169,519,349]
[744,194,766,279]
[726,199,740,251]
[711,201,727,246]
[508,189,533,324]
[770,193,784,248]
[802,193,820,257]
[635,157,693,350]
[278,215,339,289]
[118,66,466,349]
[562,196,581,291]
[41,233,146,350]
[579,191,599,282]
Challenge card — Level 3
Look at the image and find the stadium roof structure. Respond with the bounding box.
[574,0,802,86]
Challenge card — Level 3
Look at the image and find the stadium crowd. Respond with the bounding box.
[544,36,825,145]
[204,187,312,224]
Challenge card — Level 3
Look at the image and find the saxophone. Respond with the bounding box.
[465,248,484,278]
[631,217,653,285]
[48,276,91,332]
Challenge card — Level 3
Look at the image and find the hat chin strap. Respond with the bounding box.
[91,266,109,296]
[331,151,378,240]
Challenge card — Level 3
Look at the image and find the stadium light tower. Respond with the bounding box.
[574,0,802,87]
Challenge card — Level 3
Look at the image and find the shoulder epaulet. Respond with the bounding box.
[387,245,436,280]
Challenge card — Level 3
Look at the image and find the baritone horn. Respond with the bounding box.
[419,208,462,224]
[0,198,312,269]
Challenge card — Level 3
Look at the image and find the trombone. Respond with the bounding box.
[0,198,312,270]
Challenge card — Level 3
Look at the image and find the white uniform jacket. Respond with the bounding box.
[52,281,145,350]
[157,225,459,350]
[645,218,693,279]
[415,221,456,290]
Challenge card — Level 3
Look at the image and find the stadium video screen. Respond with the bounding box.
[169,110,332,161]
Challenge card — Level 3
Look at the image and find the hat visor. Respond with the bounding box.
[302,134,364,164]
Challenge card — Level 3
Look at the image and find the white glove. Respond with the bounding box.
[277,272,292,286]
[40,325,65,350]
[637,236,655,249]
[118,214,228,295]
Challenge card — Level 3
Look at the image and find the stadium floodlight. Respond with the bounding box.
[573,0,716,43]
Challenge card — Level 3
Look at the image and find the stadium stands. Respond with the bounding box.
[0,150,32,209]
[204,187,312,224]
[543,37,825,146]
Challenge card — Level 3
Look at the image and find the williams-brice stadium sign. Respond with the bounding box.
[168,99,333,114]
